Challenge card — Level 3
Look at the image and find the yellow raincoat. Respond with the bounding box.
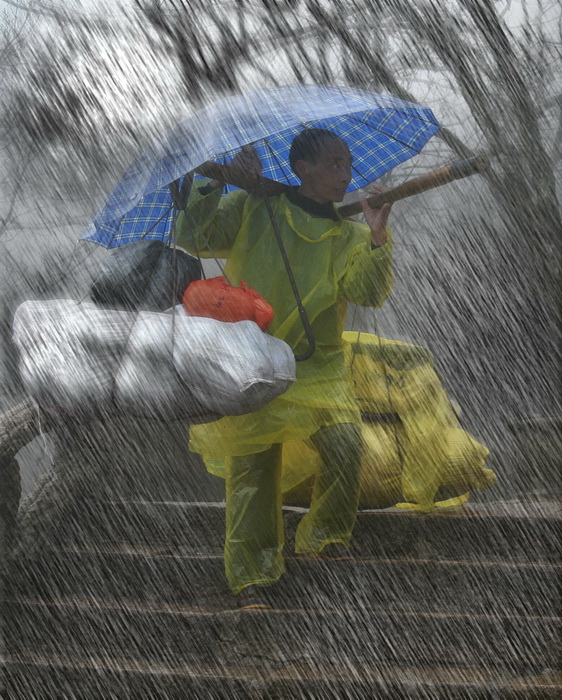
[175,185,394,460]
[175,184,393,592]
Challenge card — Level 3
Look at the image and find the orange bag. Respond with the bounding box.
[182,277,274,332]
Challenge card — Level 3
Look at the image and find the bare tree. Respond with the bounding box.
[1,0,559,556]
[133,0,279,100]
[0,1,35,231]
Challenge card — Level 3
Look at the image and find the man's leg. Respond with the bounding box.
[225,444,285,594]
[295,422,363,554]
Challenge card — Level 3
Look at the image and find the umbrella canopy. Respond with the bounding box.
[83,84,440,248]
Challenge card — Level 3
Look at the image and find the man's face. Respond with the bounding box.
[296,140,353,203]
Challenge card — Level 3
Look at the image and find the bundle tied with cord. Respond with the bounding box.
[282,332,495,512]
[12,299,296,422]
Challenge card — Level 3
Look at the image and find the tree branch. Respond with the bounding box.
[0,0,60,18]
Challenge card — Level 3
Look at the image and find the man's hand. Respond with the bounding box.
[230,144,263,177]
[360,185,393,247]
[209,144,263,189]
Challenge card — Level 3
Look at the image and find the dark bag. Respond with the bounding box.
[90,240,202,311]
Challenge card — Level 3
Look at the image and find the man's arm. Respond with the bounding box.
[339,185,394,306]
[361,184,393,248]
[174,184,247,259]
[174,145,262,258]
[340,228,394,307]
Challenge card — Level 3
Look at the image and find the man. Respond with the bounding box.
[175,128,394,608]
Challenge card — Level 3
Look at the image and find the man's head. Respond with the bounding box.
[289,128,352,203]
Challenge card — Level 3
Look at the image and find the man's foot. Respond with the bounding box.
[236,584,274,610]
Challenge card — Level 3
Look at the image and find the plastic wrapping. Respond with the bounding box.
[183,277,274,331]
[13,299,296,421]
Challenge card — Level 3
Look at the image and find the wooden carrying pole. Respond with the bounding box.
[195,154,490,211]
[195,161,288,196]
[338,155,490,218]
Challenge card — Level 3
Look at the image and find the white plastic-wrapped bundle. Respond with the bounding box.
[12,300,296,421]
[110,309,212,422]
[168,306,296,415]
[13,300,134,416]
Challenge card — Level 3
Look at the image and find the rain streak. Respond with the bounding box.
[0,1,560,698]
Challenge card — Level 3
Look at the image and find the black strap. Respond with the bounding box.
[260,181,316,362]
[169,172,194,211]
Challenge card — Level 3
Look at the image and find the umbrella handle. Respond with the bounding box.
[337,155,490,217]
[294,306,316,362]
[260,182,316,362]
[169,172,194,211]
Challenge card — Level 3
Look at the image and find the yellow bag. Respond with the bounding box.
[282,332,495,511]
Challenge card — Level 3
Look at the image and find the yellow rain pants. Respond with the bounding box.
[175,184,393,592]
[226,423,362,594]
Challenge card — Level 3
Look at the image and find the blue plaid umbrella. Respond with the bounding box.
[83,84,440,248]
